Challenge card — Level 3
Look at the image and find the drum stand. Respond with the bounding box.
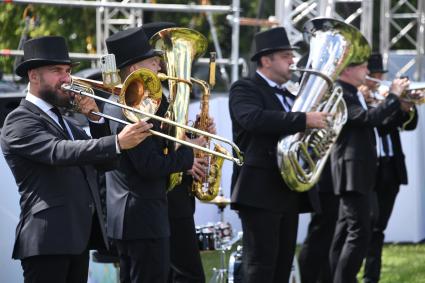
[209,231,243,283]
[209,248,227,283]
[209,199,228,283]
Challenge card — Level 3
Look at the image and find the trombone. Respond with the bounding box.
[61,69,244,166]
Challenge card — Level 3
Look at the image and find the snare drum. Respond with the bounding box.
[196,224,216,251]
[214,221,233,244]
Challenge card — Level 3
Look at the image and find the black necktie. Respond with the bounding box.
[51,107,71,139]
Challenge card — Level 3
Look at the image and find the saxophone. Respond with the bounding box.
[191,53,228,201]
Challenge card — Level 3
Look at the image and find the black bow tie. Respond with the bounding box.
[272,86,288,96]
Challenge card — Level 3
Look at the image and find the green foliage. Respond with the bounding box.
[0,3,96,74]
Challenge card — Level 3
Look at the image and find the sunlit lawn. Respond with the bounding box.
[201,244,425,282]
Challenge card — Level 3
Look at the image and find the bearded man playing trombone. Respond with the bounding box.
[0,36,152,283]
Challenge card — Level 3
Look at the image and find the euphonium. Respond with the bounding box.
[277,18,371,192]
[191,53,228,201]
[150,27,209,190]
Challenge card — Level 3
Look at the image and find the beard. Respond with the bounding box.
[39,80,72,109]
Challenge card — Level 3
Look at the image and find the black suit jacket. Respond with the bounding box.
[0,99,117,259]
[330,81,401,195]
[377,106,418,185]
[168,175,196,219]
[104,100,194,240]
[229,73,318,213]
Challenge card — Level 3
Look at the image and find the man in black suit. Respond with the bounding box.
[104,27,206,283]
[0,36,152,283]
[329,56,410,283]
[228,27,329,283]
[360,53,418,283]
[142,21,210,283]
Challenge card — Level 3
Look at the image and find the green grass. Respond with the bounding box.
[201,244,425,282]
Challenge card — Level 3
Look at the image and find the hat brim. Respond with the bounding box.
[16,59,80,77]
[251,46,298,62]
[117,49,163,69]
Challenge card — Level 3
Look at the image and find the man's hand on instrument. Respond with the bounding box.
[188,157,208,181]
[390,78,410,97]
[206,117,217,135]
[184,136,207,148]
[306,112,332,129]
[76,96,101,121]
[117,121,153,150]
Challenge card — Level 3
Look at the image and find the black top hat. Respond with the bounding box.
[15,36,78,77]
[142,22,177,39]
[105,27,162,69]
[251,27,298,62]
[367,53,388,73]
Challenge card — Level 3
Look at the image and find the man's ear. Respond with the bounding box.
[260,56,270,68]
[28,69,38,83]
[129,64,138,73]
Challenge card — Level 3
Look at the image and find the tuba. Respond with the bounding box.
[277,18,371,192]
[150,27,209,190]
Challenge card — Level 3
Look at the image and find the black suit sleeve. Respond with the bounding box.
[379,106,418,134]
[88,119,112,138]
[346,93,401,127]
[229,80,306,136]
[125,136,194,179]
[1,109,117,166]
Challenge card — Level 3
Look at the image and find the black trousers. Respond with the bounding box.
[168,216,205,283]
[20,250,90,283]
[330,191,372,283]
[239,205,299,283]
[298,192,339,283]
[363,159,400,283]
[115,237,170,283]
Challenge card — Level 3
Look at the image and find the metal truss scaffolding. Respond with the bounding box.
[380,0,424,81]
[275,0,374,44]
[274,0,424,81]
[1,0,243,83]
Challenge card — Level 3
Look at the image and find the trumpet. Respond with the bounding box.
[61,68,244,166]
[365,76,425,104]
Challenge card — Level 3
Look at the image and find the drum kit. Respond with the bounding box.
[200,194,301,283]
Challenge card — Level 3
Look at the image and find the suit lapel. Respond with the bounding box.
[21,99,70,140]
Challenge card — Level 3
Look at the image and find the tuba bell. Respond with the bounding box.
[150,27,209,190]
[277,18,371,192]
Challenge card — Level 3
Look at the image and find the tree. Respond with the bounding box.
[0,3,96,75]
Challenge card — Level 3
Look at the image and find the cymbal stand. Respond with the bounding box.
[209,232,243,283]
